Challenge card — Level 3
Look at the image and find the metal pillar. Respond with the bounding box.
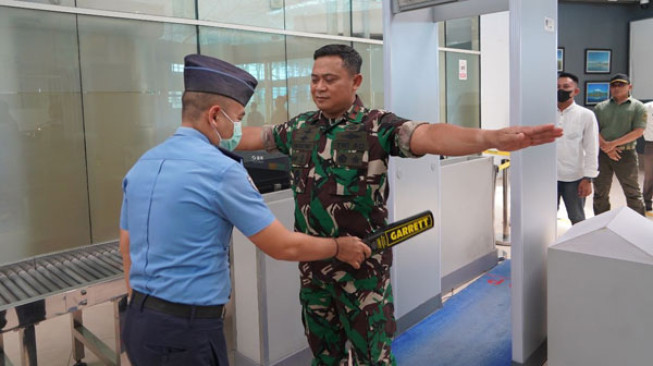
[509,1,558,365]
[383,0,441,334]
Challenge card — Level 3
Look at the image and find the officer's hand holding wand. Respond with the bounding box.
[248,220,371,267]
[333,236,372,269]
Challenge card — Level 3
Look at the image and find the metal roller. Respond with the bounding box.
[0,241,127,365]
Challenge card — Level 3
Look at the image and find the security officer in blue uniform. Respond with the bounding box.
[119,54,371,366]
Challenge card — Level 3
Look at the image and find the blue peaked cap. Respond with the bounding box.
[184,54,257,106]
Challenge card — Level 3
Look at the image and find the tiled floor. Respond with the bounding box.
[492,168,653,242]
[2,169,651,366]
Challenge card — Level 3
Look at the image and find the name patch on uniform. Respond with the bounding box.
[333,131,368,151]
[292,126,319,151]
[365,211,434,251]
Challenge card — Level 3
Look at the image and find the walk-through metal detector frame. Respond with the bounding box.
[382,1,557,365]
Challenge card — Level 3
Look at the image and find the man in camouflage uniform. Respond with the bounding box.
[237,44,561,366]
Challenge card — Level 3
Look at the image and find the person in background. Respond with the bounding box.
[119,54,371,366]
[556,72,599,224]
[271,95,288,124]
[235,44,562,366]
[247,100,264,127]
[592,73,647,216]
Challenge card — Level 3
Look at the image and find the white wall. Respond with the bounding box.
[480,11,510,131]
[630,18,653,101]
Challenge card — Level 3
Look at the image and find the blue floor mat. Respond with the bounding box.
[393,260,512,366]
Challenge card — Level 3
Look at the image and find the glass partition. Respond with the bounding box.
[354,42,384,109]
[78,16,197,242]
[198,0,285,30]
[0,2,386,261]
[200,27,291,193]
[0,8,88,264]
[439,50,447,123]
[14,0,75,5]
[439,17,481,129]
[352,0,383,39]
[445,17,480,51]
[76,0,196,18]
[285,0,351,36]
[199,27,287,126]
[445,52,480,128]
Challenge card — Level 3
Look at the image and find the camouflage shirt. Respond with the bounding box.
[262,96,425,278]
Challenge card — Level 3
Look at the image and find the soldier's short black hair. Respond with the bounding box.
[558,71,579,85]
[314,44,362,75]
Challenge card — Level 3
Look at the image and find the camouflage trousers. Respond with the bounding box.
[299,265,397,366]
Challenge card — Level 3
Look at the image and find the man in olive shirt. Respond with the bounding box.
[593,73,648,216]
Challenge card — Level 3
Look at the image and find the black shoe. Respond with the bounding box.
[646,204,652,212]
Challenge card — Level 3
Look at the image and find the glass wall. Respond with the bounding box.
[199,27,287,125]
[198,0,285,29]
[352,0,383,39]
[0,1,384,264]
[354,42,385,108]
[0,7,89,263]
[78,0,196,18]
[78,17,197,242]
[438,17,481,129]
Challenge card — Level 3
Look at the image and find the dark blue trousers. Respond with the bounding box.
[558,179,586,224]
[123,295,229,366]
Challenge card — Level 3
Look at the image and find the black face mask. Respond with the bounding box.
[557,89,572,103]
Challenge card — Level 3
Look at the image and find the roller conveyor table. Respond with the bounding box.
[0,241,127,366]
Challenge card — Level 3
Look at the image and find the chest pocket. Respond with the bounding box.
[331,127,369,196]
[564,122,583,141]
[290,126,319,193]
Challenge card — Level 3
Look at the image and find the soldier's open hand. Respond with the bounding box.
[334,236,372,269]
[492,124,563,151]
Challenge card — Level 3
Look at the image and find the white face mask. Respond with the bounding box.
[215,109,242,151]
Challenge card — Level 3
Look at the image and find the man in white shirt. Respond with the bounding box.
[642,101,653,213]
[556,72,599,224]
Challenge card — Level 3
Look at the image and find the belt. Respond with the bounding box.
[131,290,225,319]
[619,145,636,150]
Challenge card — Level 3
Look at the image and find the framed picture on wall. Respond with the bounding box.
[557,48,564,72]
[585,49,611,74]
[585,81,610,105]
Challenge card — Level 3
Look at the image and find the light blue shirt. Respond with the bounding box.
[120,127,275,305]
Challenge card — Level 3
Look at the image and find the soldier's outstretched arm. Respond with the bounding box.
[409,123,562,156]
[237,126,266,150]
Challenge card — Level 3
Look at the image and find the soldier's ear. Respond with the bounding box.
[352,73,363,89]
